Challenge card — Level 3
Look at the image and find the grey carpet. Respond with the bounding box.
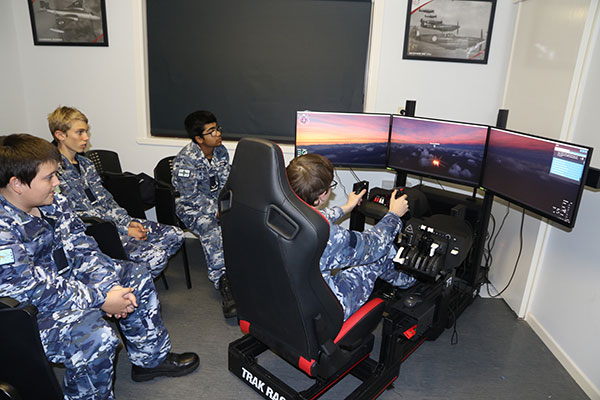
[54,238,589,399]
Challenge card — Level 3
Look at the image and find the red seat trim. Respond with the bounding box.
[298,356,316,376]
[334,297,384,344]
[239,320,250,334]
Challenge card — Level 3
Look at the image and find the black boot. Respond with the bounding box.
[131,352,199,382]
[219,274,237,318]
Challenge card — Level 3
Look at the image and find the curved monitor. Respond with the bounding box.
[388,115,489,187]
[481,128,592,228]
[295,111,391,168]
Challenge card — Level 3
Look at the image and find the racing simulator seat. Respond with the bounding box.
[219,138,400,399]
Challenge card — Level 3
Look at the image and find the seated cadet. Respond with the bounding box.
[172,111,234,318]
[286,153,416,320]
[48,106,184,279]
[0,134,199,400]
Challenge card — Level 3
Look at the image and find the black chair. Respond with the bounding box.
[153,156,175,187]
[0,297,63,400]
[83,217,169,289]
[153,156,192,289]
[83,217,129,260]
[101,173,148,219]
[84,149,122,175]
[219,138,399,399]
[84,149,149,219]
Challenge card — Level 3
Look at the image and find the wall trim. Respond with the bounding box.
[364,0,385,112]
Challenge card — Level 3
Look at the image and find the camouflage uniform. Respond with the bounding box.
[0,193,170,400]
[319,206,415,320]
[172,141,230,288]
[57,153,184,278]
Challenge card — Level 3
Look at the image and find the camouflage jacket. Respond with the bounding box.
[172,141,230,226]
[57,153,133,235]
[0,193,119,313]
[319,206,402,272]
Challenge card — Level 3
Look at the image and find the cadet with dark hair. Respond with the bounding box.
[0,134,198,400]
[48,106,185,279]
[172,110,235,318]
[287,153,415,320]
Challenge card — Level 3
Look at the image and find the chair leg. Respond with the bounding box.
[181,241,192,289]
[160,271,169,290]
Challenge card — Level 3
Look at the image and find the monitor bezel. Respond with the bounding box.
[481,127,593,229]
[387,114,490,188]
[294,110,392,169]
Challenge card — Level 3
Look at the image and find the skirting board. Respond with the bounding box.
[526,313,600,400]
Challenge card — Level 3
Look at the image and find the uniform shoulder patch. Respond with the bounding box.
[0,248,15,266]
[177,169,191,178]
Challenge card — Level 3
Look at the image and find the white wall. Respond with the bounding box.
[486,0,593,316]
[5,0,186,174]
[527,2,600,397]
[490,2,592,304]
[0,1,28,134]
[368,0,517,125]
[484,0,599,397]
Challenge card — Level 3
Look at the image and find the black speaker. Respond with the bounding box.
[405,100,417,117]
[496,109,509,129]
[585,167,600,189]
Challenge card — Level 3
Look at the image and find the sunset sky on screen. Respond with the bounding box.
[296,112,390,146]
[391,117,487,146]
[488,128,555,152]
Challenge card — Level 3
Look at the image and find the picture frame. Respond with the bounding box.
[402,0,496,64]
[27,0,108,46]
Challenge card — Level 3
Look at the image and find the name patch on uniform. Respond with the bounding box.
[0,248,15,266]
[178,169,191,178]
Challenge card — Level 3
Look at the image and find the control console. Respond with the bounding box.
[394,214,473,280]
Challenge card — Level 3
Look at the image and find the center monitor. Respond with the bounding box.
[295,111,391,168]
[481,128,592,228]
[388,115,489,187]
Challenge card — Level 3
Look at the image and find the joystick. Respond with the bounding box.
[394,187,406,199]
[353,180,369,195]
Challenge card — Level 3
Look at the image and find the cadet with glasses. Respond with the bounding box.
[286,153,416,320]
[172,111,234,318]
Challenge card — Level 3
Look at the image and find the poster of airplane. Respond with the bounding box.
[403,0,496,64]
[28,0,108,46]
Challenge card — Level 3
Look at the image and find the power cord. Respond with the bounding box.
[482,203,510,297]
[335,169,349,198]
[449,307,458,345]
[488,209,525,298]
[349,168,361,182]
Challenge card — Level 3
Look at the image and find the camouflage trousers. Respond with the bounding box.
[322,246,415,320]
[37,260,171,400]
[187,214,225,288]
[121,220,184,278]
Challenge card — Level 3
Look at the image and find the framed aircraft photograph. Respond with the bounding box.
[402,0,496,64]
[27,0,108,46]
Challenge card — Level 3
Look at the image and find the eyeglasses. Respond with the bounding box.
[202,126,223,136]
[329,180,338,190]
